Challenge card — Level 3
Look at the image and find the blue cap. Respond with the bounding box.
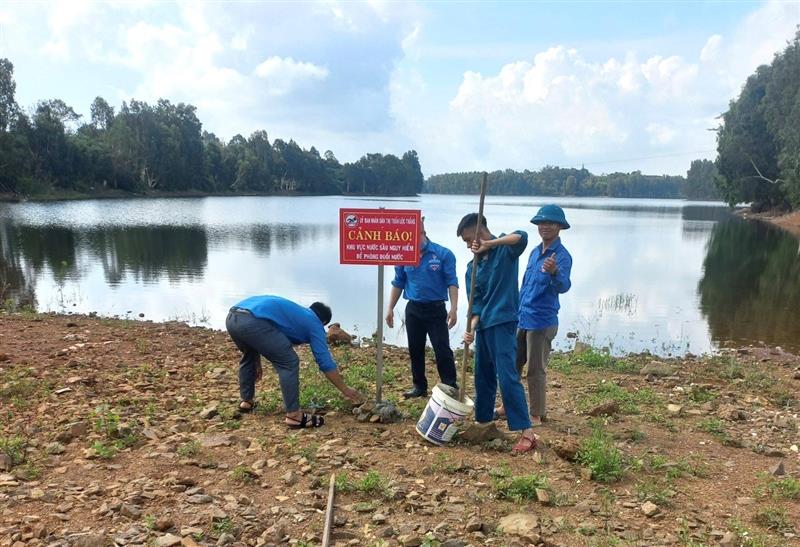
[531,204,570,229]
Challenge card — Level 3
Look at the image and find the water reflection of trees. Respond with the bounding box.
[0,224,36,308]
[211,223,332,257]
[699,218,800,350]
[85,226,209,285]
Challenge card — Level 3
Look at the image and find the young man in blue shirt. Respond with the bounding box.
[512,205,573,426]
[458,213,538,454]
[386,217,459,398]
[225,295,364,428]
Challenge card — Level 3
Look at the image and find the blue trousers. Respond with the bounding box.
[225,309,301,412]
[474,321,532,431]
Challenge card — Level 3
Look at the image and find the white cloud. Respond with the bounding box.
[253,57,329,96]
[700,34,722,62]
[231,25,254,51]
[390,0,800,175]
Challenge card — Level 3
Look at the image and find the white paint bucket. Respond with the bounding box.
[415,383,474,445]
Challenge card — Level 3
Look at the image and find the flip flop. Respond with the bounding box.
[286,413,325,429]
[493,407,506,420]
[239,400,257,413]
[512,433,538,454]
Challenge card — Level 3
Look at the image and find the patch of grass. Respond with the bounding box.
[0,368,39,407]
[256,390,284,414]
[698,417,729,442]
[230,465,256,485]
[90,440,118,459]
[577,382,660,415]
[577,423,624,483]
[687,385,716,403]
[335,471,392,498]
[17,461,41,480]
[177,439,200,458]
[729,519,778,547]
[427,453,462,474]
[0,435,27,467]
[765,476,800,500]
[298,443,318,462]
[143,514,156,531]
[635,478,675,507]
[550,348,638,375]
[335,473,356,493]
[627,429,646,443]
[752,506,792,533]
[492,472,550,503]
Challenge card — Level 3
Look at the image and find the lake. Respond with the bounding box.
[1,194,798,356]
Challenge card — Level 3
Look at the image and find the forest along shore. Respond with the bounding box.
[1,312,799,546]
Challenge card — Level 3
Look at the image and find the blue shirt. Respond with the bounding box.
[233,295,337,372]
[466,231,528,331]
[518,238,572,330]
[391,239,458,303]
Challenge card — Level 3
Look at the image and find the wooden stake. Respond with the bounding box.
[322,473,336,547]
[459,172,488,403]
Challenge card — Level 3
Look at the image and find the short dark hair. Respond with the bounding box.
[456,213,488,237]
[310,302,332,325]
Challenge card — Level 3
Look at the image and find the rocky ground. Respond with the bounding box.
[1,312,799,547]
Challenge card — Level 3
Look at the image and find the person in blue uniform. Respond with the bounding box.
[516,204,573,425]
[386,217,459,398]
[457,213,538,454]
[225,295,364,428]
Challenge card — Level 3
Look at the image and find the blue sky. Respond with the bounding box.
[1,1,798,176]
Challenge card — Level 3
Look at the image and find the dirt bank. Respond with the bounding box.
[1,312,799,546]
[741,208,800,238]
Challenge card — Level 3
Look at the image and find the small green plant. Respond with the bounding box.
[0,435,27,466]
[143,514,156,531]
[492,472,550,502]
[91,440,118,459]
[16,461,41,480]
[636,479,675,506]
[177,439,201,458]
[212,517,233,536]
[230,465,256,485]
[627,429,646,443]
[256,390,284,414]
[91,404,121,438]
[335,473,356,493]
[298,443,318,462]
[577,423,624,483]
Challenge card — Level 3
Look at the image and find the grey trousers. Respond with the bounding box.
[225,309,301,412]
[515,326,558,417]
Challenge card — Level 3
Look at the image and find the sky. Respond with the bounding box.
[1,1,799,177]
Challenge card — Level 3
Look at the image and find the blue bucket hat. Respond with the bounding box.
[531,204,570,229]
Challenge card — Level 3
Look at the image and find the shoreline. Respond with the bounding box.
[739,208,800,238]
[1,310,799,545]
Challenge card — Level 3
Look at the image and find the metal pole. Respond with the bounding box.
[459,172,488,402]
[376,264,384,404]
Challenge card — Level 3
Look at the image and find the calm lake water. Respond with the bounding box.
[1,195,799,356]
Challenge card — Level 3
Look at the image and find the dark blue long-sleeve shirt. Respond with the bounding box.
[465,231,528,331]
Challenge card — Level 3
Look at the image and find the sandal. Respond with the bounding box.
[239,400,257,413]
[493,406,506,420]
[512,433,538,454]
[285,413,325,429]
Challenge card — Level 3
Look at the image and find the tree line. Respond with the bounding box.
[0,59,424,198]
[424,160,721,200]
[715,29,800,211]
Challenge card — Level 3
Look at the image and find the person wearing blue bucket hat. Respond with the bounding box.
[496,204,572,426]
